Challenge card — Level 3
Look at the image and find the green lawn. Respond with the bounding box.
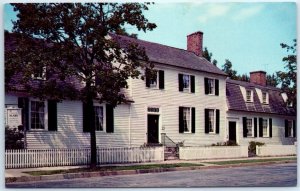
[23,163,204,176]
[206,157,296,165]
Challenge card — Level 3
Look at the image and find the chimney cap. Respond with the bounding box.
[187,31,203,37]
[250,70,266,74]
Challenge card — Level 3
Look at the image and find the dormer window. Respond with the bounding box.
[246,90,253,102]
[32,66,46,80]
[262,92,268,104]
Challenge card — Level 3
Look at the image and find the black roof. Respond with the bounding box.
[226,79,296,116]
[111,34,227,76]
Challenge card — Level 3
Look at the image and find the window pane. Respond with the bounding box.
[209,109,214,132]
[208,79,214,94]
[247,119,253,136]
[183,75,190,89]
[94,106,103,131]
[183,107,190,132]
[263,119,268,136]
[30,101,45,129]
[246,90,251,102]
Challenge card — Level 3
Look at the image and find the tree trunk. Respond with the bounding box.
[86,96,97,169]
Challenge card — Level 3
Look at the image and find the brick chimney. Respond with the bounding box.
[187,31,203,57]
[250,71,267,86]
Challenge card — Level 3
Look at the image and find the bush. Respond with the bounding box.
[5,126,24,149]
[248,141,265,156]
[211,141,238,146]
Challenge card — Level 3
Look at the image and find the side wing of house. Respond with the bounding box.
[5,93,131,149]
[226,77,296,146]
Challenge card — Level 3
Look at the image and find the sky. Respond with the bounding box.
[3,2,297,76]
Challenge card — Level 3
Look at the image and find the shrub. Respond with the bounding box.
[5,126,24,149]
[248,141,265,156]
[211,141,238,146]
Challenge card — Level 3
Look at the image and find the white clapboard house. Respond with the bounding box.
[5,31,296,150]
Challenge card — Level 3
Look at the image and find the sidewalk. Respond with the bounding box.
[5,156,296,183]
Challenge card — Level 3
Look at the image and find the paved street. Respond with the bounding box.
[6,163,297,188]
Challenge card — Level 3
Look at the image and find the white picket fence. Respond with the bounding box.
[5,147,164,169]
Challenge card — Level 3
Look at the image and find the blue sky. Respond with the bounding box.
[3,2,297,75]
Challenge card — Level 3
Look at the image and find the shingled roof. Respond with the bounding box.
[226,79,296,116]
[111,34,227,76]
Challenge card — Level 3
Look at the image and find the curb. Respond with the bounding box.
[5,160,296,184]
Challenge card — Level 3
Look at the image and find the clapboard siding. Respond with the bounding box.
[129,64,227,147]
[227,111,296,146]
[5,94,131,149]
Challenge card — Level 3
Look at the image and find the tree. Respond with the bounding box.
[277,39,297,109]
[6,3,156,168]
[221,59,238,79]
[202,47,218,66]
[266,74,279,87]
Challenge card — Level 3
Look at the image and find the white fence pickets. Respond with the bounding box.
[5,147,164,169]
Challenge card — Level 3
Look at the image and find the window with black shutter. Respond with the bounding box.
[179,107,184,133]
[269,118,272,137]
[216,109,220,134]
[106,104,114,133]
[254,118,257,137]
[48,100,57,131]
[215,79,219,96]
[204,109,209,134]
[18,97,29,131]
[259,118,263,137]
[178,74,183,92]
[191,107,195,133]
[243,117,247,137]
[159,70,164,89]
[205,78,218,95]
[190,75,195,93]
[205,108,219,134]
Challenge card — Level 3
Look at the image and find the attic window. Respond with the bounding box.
[262,92,268,104]
[246,90,253,102]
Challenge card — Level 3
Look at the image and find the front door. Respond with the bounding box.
[147,114,159,144]
[228,121,236,143]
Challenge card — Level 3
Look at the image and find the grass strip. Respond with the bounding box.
[23,163,204,176]
[206,157,296,165]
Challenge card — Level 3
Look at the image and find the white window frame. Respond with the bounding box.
[94,105,104,132]
[208,109,216,134]
[94,103,106,132]
[31,65,46,80]
[182,74,190,92]
[246,118,254,137]
[262,118,269,137]
[287,120,294,138]
[29,99,48,131]
[183,107,192,133]
[208,78,215,95]
[246,90,253,102]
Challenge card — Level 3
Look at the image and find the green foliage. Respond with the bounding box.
[5,126,24,149]
[266,74,279,87]
[222,59,238,79]
[276,39,297,109]
[6,3,156,167]
[202,47,218,66]
[248,141,265,156]
[211,140,238,146]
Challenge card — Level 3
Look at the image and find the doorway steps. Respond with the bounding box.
[164,147,179,160]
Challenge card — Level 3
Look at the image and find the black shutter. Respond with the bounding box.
[190,75,195,93]
[179,107,184,133]
[243,117,247,137]
[205,109,209,134]
[48,100,57,131]
[259,118,263,137]
[293,120,296,138]
[179,74,183,92]
[204,78,209,94]
[191,107,195,133]
[18,97,29,131]
[254,118,257,137]
[106,104,114,133]
[215,79,219,96]
[82,102,90,132]
[269,118,272,137]
[216,109,220,134]
[159,70,164,89]
[145,69,150,87]
[285,119,289,137]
